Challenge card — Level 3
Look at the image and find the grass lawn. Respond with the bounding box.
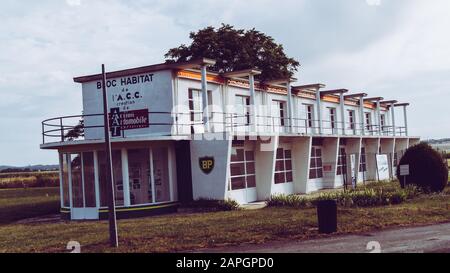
[0,190,449,253]
[0,187,60,224]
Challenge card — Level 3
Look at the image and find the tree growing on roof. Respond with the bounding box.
[164,24,300,83]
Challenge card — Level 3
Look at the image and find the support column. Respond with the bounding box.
[359,97,365,136]
[391,104,396,136]
[249,74,257,133]
[316,92,323,134]
[340,93,346,135]
[287,81,294,133]
[403,105,408,136]
[377,101,382,136]
[94,150,100,208]
[121,148,131,207]
[201,65,210,133]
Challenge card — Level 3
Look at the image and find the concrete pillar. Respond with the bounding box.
[249,74,257,133]
[377,101,382,136]
[316,92,323,134]
[345,138,362,188]
[340,93,346,135]
[292,137,312,194]
[359,97,365,136]
[201,65,210,132]
[121,148,130,207]
[287,81,294,133]
[391,105,396,136]
[403,105,408,136]
[380,138,395,180]
[365,138,380,181]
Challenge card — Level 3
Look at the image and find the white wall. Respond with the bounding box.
[190,133,231,200]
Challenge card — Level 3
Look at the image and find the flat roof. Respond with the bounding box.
[73,58,216,83]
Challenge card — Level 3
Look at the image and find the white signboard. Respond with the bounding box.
[376,154,390,181]
[399,165,410,176]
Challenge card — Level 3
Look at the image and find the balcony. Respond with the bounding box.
[41,111,408,145]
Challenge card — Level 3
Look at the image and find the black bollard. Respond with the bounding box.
[317,200,337,234]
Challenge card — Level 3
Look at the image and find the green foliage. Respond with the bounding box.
[396,142,448,193]
[183,198,241,211]
[268,183,421,209]
[165,24,300,82]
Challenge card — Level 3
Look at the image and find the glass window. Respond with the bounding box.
[61,154,70,208]
[229,145,256,190]
[98,150,124,206]
[83,152,96,208]
[153,147,170,203]
[128,148,152,205]
[274,148,293,184]
[305,104,314,128]
[360,147,367,172]
[336,147,347,175]
[309,147,324,179]
[235,95,251,126]
[71,153,83,208]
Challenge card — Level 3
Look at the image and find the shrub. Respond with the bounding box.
[183,198,241,211]
[269,194,311,208]
[396,143,448,193]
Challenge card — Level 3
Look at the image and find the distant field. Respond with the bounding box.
[0,171,59,189]
[0,187,60,224]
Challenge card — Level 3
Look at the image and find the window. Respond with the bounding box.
[153,147,170,203]
[274,148,293,184]
[229,146,256,190]
[329,108,337,132]
[393,151,398,167]
[127,148,152,205]
[272,100,286,128]
[365,113,372,131]
[82,152,96,208]
[235,95,251,126]
[348,110,355,130]
[71,154,83,208]
[309,146,323,179]
[380,114,386,132]
[61,154,70,207]
[98,150,124,206]
[359,147,367,172]
[188,89,212,132]
[305,104,314,128]
[336,147,347,175]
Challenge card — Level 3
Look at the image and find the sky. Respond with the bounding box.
[0,0,449,166]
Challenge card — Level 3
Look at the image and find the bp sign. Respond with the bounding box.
[199,157,214,174]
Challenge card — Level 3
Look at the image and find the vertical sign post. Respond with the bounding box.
[101,64,119,247]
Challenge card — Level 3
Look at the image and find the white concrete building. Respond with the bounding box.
[41,58,420,220]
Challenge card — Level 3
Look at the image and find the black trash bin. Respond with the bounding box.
[317,200,337,234]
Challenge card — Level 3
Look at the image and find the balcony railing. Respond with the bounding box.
[41,111,408,144]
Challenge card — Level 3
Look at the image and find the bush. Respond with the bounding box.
[268,194,311,208]
[182,198,241,211]
[396,143,448,193]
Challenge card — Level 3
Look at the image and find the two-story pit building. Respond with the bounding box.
[40,58,420,220]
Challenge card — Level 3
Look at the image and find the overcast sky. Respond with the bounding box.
[1,0,449,166]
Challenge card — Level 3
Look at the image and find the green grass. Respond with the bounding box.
[0,188,60,224]
[0,189,449,253]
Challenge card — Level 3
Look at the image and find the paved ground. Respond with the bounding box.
[200,223,450,253]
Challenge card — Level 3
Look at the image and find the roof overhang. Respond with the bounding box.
[394,103,410,107]
[320,89,348,95]
[292,83,326,92]
[222,69,262,78]
[380,100,398,105]
[73,58,217,83]
[266,77,298,85]
[344,93,368,99]
[364,97,384,102]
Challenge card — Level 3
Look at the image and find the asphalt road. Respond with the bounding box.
[202,223,450,253]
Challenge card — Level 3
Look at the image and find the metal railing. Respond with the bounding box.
[42,111,408,144]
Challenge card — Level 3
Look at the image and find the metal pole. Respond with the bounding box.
[101,64,119,248]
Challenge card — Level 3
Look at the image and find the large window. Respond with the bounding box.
[329,107,337,133]
[82,152,96,208]
[365,113,372,131]
[359,147,367,172]
[71,154,83,208]
[272,100,286,129]
[305,104,314,128]
[98,150,123,206]
[336,147,347,175]
[274,148,293,184]
[153,147,170,203]
[348,110,356,131]
[61,153,70,207]
[128,149,152,205]
[380,114,386,132]
[309,147,323,179]
[229,147,256,190]
[234,95,251,127]
[188,89,212,132]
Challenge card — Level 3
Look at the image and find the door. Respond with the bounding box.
[70,152,99,220]
[229,147,257,204]
[271,100,286,133]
